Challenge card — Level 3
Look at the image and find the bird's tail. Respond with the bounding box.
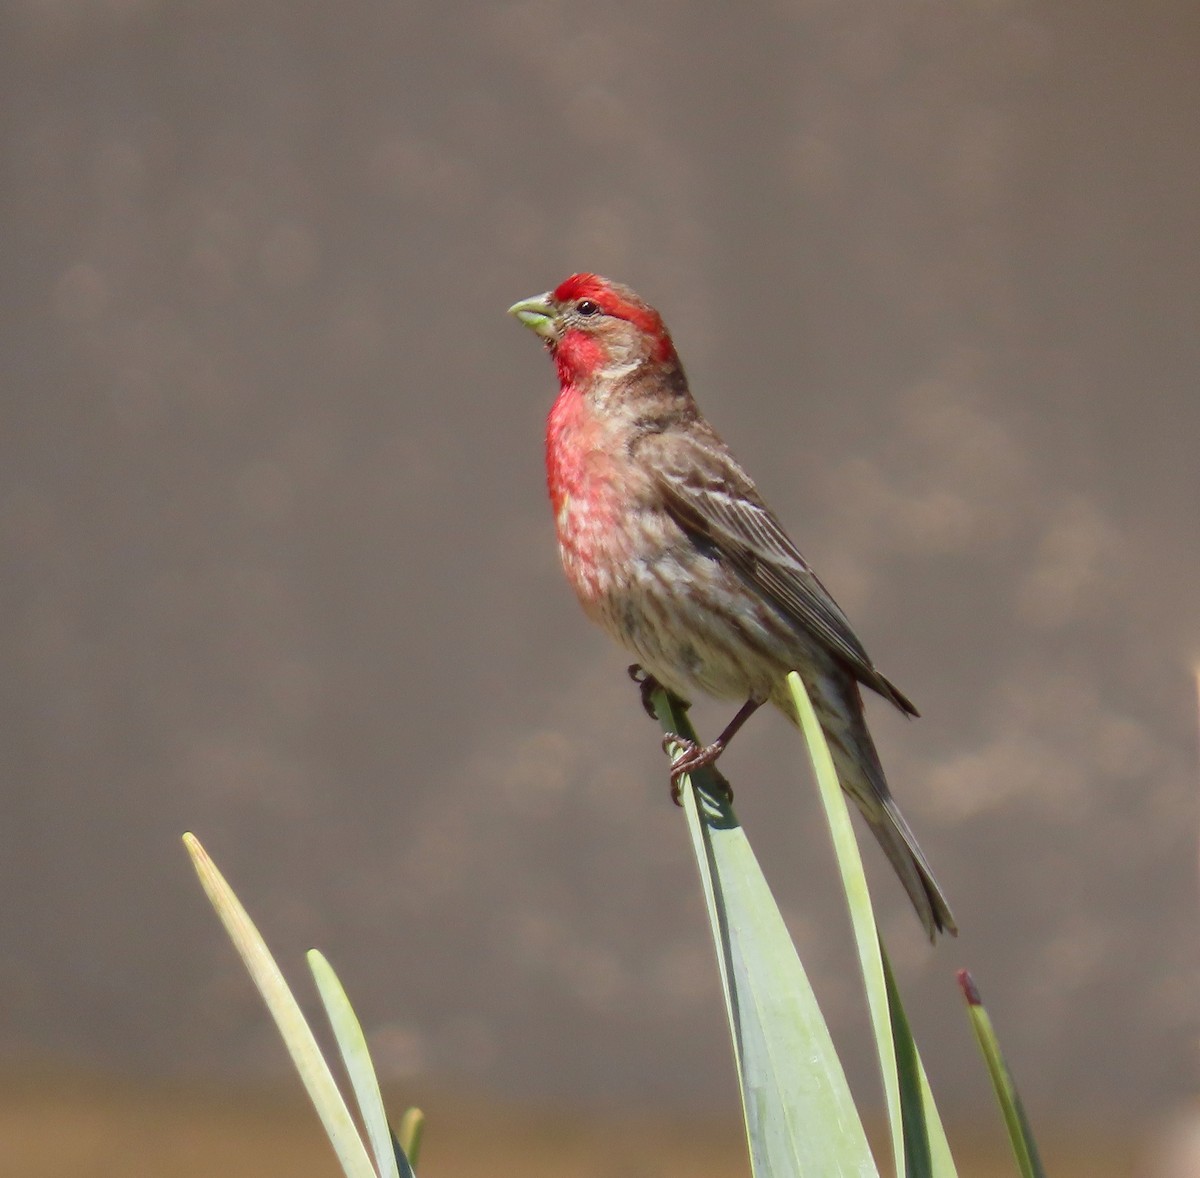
[779,671,957,941]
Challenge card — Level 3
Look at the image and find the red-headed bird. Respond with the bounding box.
[509,274,955,939]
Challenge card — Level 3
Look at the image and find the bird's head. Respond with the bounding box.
[508,273,679,386]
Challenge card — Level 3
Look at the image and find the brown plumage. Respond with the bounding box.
[510,273,955,939]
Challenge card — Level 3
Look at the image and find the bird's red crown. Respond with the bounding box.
[553,273,674,361]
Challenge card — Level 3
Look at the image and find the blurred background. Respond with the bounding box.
[3,0,1199,1174]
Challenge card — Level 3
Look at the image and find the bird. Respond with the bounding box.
[509,273,955,939]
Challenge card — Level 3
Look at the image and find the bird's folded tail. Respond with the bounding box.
[780,672,957,941]
[861,792,957,941]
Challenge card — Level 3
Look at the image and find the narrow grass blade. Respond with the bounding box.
[786,673,957,1178]
[308,950,410,1178]
[958,971,1046,1178]
[882,946,932,1176]
[655,692,878,1178]
[785,674,907,1174]
[396,1108,425,1170]
[182,833,377,1178]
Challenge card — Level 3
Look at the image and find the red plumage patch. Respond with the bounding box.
[554,329,605,384]
[553,273,672,361]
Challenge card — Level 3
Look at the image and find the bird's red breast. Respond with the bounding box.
[545,382,622,608]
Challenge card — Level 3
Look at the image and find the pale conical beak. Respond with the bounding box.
[507,291,558,341]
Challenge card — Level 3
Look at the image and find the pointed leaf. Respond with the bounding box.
[309,950,410,1178]
[787,673,958,1178]
[656,693,878,1178]
[396,1108,425,1171]
[182,834,377,1178]
[958,971,1046,1178]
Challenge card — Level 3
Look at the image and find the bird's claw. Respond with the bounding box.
[661,733,733,805]
[628,664,661,720]
[632,672,732,805]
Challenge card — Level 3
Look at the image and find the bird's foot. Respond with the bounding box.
[662,734,733,805]
[628,664,663,720]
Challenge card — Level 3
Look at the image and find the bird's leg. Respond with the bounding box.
[628,657,739,806]
[663,697,763,797]
[628,663,679,721]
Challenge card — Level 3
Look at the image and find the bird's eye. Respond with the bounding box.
[576,299,600,316]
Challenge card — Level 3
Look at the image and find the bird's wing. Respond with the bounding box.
[643,428,918,716]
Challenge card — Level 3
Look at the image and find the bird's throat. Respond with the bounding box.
[553,329,608,385]
[544,384,619,606]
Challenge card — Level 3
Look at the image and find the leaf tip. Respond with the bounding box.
[182,832,211,872]
[957,968,983,1006]
[398,1106,426,1168]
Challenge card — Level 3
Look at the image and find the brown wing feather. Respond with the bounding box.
[643,429,918,716]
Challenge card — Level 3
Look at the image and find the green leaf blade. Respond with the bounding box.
[658,693,879,1178]
[309,949,410,1178]
[396,1108,425,1172]
[182,833,378,1178]
[958,970,1046,1178]
[785,674,908,1176]
[786,673,958,1178]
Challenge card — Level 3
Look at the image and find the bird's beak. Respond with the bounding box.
[507,291,559,342]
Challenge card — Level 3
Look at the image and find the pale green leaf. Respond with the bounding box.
[182,833,377,1178]
[656,693,878,1178]
[309,949,411,1178]
[786,673,958,1178]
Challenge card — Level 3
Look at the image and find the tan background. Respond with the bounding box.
[3,0,1199,1162]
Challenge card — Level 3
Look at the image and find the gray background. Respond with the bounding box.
[3,0,1198,1128]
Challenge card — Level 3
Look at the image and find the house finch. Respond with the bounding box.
[509,273,955,939]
